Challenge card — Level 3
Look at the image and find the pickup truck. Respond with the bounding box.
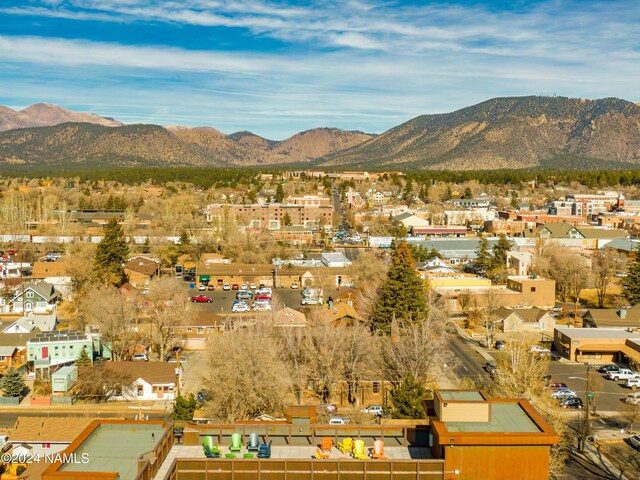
[190,295,213,303]
[607,368,640,381]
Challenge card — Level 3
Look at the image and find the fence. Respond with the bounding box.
[0,397,21,405]
[51,396,76,405]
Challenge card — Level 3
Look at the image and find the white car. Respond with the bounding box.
[329,416,348,425]
[629,434,640,451]
[241,283,248,290]
[232,302,251,313]
[223,283,231,291]
[530,346,551,354]
[291,282,299,289]
[625,392,640,405]
[198,284,207,291]
[301,297,321,305]
[253,300,272,311]
[362,405,384,416]
[625,378,640,390]
[249,283,257,290]
[551,388,576,399]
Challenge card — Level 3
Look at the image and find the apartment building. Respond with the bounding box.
[207,203,334,230]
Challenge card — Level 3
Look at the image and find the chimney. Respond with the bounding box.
[619,309,627,319]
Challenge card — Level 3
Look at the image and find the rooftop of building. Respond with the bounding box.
[11,416,94,443]
[445,402,541,434]
[438,391,484,402]
[555,327,640,339]
[57,421,169,480]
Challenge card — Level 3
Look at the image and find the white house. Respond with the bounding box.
[12,281,60,314]
[416,257,455,274]
[105,361,182,401]
[507,251,535,277]
[3,310,57,334]
[321,252,352,268]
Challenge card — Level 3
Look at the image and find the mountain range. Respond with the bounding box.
[0,96,639,171]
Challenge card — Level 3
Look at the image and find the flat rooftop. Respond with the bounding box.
[444,403,541,433]
[60,422,168,480]
[439,391,484,402]
[556,328,640,339]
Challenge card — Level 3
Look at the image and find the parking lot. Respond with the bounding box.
[188,286,321,315]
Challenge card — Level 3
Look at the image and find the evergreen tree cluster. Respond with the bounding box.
[172,393,198,421]
[390,374,426,419]
[1,367,26,398]
[94,218,129,286]
[621,249,640,305]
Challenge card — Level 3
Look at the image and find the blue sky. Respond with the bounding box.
[0,0,638,139]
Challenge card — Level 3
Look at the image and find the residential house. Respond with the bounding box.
[320,252,352,267]
[124,256,160,288]
[429,390,559,480]
[416,258,456,275]
[51,365,78,393]
[272,308,308,328]
[168,312,225,350]
[3,311,57,334]
[407,238,503,266]
[0,346,18,369]
[320,303,363,326]
[582,306,640,329]
[30,261,72,298]
[105,361,182,401]
[0,332,37,370]
[493,307,556,333]
[507,251,535,276]
[27,330,99,375]
[603,238,640,257]
[535,222,626,249]
[10,416,94,457]
[12,281,60,314]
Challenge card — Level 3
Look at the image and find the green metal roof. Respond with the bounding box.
[439,391,484,401]
[445,403,541,433]
[59,423,168,480]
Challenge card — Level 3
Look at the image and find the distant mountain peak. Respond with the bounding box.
[0,102,122,132]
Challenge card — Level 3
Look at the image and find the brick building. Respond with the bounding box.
[207,203,334,230]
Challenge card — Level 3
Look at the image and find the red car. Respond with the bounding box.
[190,295,213,303]
[232,284,240,290]
[254,294,271,301]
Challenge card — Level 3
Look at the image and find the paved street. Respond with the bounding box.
[447,335,490,383]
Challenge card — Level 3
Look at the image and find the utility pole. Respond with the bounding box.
[175,350,181,397]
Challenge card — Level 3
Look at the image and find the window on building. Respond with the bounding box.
[43,443,51,449]
[187,328,192,333]
[372,382,380,393]
[197,328,204,334]
[137,385,144,396]
[26,291,34,299]
[530,287,536,292]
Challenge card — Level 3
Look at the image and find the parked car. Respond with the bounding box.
[628,434,640,450]
[494,340,506,350]
[607,369,640,381]
[183,274,195,282]
[253,300,272,311]
[198,284,207,291]
[236,290,253,300]
[549,351,561,361]
[625,378,640,390]
[328,416,348,425]
[190,295,213,303]
[241,283,248,290]
[207,284,214,291]
[255,289,272,299]
[259,284,267,289]
[301,297,321,305]
[530,345,551,354]
[551,388,577,399]
[598,365,620,374]
[625,392,640,405]
[232,284,240,290]
[317,404,337,414]
[255,294,271,301]
[249,283,257,290]
[561,397,583,409]
[223,283,231,291]
[232,302,251,313]
[545,383,568,391]
[362,405,384,416]
[197,389,212,403]
[132,353,149,362]
[291,282,299,289]
[484,361,497,376]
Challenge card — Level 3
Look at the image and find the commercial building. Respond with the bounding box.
[553,327,640,364]
[429,390,559,480]
[207,203,334,230]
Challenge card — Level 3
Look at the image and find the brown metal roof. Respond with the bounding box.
[11,416,94,443]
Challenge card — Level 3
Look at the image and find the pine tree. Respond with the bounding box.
[491,235,512,270]
[142,236,151,254]
[282,213,292,227]
[172,393,198,420]
[475,237,492,272]
[178,231,190,254]
[1,367,26,398]
[94,218,129,286]
[275,184,285,203]
[622,248,640,305]
[390,374,425,419]
[372,241,428,334]
[75,346,92,368]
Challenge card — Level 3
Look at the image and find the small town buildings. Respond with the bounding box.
[272,307,308,328]
[554,327,640,364]
[407,238,502,265]
[493,307,556,333]
[105,361,181,401]
[0,332,36,369]
[320,303,363,326]
[168,312,225,350]
[10,416,94,457]
[2,311,57,334]
[320,252,352,267]
[507,251,535,276]
[582,306,640,329]
[429,390,559,480]
[284,194,331,206]
[124,256,160,288]
[12,281,60,314]
[411,226,468,237]
[0,346,18,368]
[451,198,491,209]
[394,212,431,230]
[206,203,334,230]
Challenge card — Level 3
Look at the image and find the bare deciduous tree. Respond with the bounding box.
[303,319,345,403]
[591,250,625,308]
[78,285,137,360]
[204,325,291,422]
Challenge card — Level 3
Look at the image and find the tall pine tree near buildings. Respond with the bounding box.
[94,218,129,286]
[491,235,512,270]
[621,247,640,305]
[475,237,492,272]
[373,241,428,334]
